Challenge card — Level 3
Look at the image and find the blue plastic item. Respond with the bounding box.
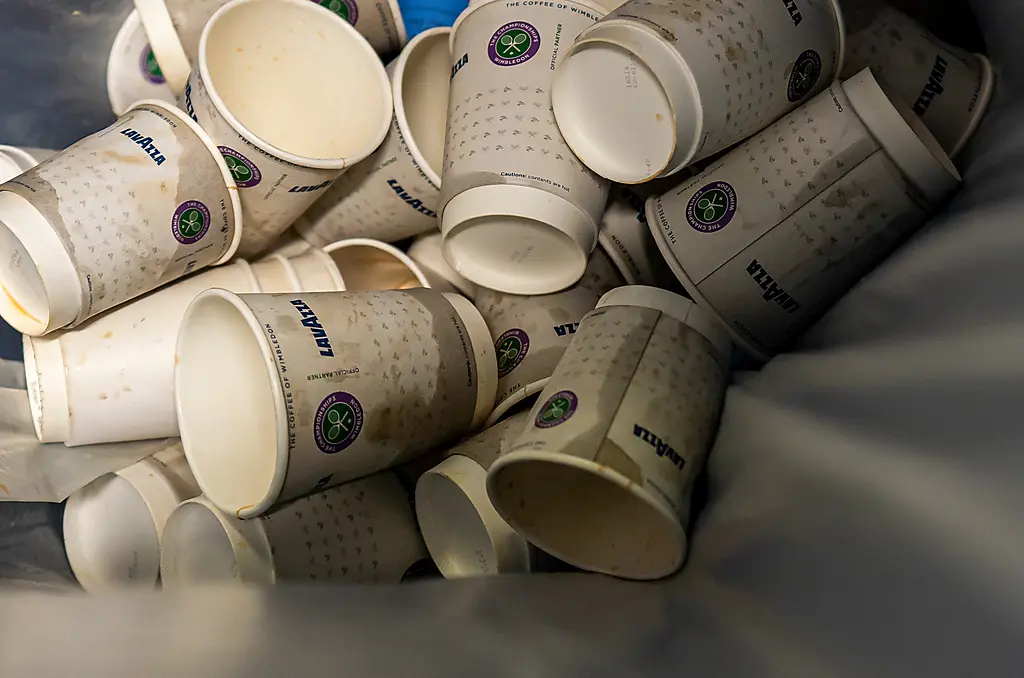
[397,0,467,41]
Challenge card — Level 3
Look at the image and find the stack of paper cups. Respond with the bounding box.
[839,0,994,157]
[0,146,47,184]
[107,10,176,115]
[161,470,427,586]
[63,443,200,591]
[439,0,612,295]
[475,247,624,427]
[551,0,845,183]
[646,69,961,360]
[325,238,431,291]
[296,28,450,246]
[416,409,533,577]
[174,288,497,518]
[488,286,732,580]
[180,0,392,258]
[0,100,241,336]
[407,232,478,299]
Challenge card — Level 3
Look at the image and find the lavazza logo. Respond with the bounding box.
[913,56,948,116]
[290,299,336,356]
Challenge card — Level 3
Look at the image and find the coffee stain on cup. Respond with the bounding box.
[823,186,853,208]
[725,41,746,63]
[1,284,41,325]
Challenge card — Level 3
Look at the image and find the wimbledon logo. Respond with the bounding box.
[140,46,165,85]
[685,181,737,233]
[488,22,541,67]
[535,390,578,429]
[314,391,364,454]
[787,49,822,102]
[171,200,211,245]
[496,328,529,378]
[316,0,358,24]
[219,146,262,188]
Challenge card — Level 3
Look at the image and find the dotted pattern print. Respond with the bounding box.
[0,104,235,325]
[444,409,533,470]
[248,289,480,504]
[650,83,880,285]
[698,149,931,354]
[298,114,440,246]
[605,0,841,163]
[261,471,428,584]
[605,312,727,520]
[441,1,609,223]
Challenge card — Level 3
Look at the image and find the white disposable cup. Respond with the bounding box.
[551,0,845,183]
[161,470,427,587]
[0,146,47,184]
[475,246,624,428]
[107,9,177,115]
[416,409,533,578]
[181,0,393,258]
[599,185,676,288]
[488,286,732,580]
[0,100,241,336]
[23,261,259,446]
[63,443,200,591]
[249,255,300,293]
[840,2,994,158]
[263,230,314,258]
[286,248,347,292]
[439,0,612,295]
[175,288,497,518]
[324,238,431,291]
[646,68,961,360]
[407,232,477,299]
[295,28,450,246]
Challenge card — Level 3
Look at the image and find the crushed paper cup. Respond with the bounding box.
[107,9,177,115]
[407,232,477,299]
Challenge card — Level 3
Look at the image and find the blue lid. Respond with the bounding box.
[397,0,467,39]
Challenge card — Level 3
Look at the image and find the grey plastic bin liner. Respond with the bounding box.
[1,0,1022,675]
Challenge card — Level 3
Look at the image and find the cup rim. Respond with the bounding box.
[198,0,393,171]
[323,237,431,288]
[484,377,550,428]
[392,26,451,188]
[450,0,610,54]
[132,0,192,95]
[949,52,995,158]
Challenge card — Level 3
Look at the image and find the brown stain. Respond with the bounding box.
[725,41,746,63]
[236,504,256,518]
[1,284,41,325]
[160,181,168,194]
[99,392,108,400]
[823,187,852,208]
[0,483,7,495]
[236,47,244,53]
[124,385,132,392]
[103,150,146,165]
[174,355,180,366]
[655,113,664,122]
[102,330,114,339]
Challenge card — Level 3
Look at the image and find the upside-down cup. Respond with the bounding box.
[551,0,845,183]
[107,9,176,115]
[161,470,427,586]
[475,246,623,427]
[416,409,533,577]
[407,232,478,299]
[296,28,450,246]
[24,261,259,446]
[646,68,961,360]
[839,0,994,157]
[0,100,241,337]
[488,286,732,580]
[181,0,392,257]
[325,238,431,291]
[439,0,612,295]
[63,443,200,591]
[175,288,497,518]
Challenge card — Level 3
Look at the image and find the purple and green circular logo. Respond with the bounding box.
[140,45,165,85]
[535,390,578,429]
[496,328,529,378]
[686,181,737,233]
[314,391,364,454]
[488,21,541,67]
[315,0,358,24]
[219,146,262,188]
[787,49,822,102]
[171,200,211,245]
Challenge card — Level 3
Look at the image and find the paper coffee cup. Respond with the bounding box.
[250,255,300,294]
[476,246,624,427]
[407,232,478,299]
[175,288,497,517]
[295,28,450,247]
[840,3,994,158]
[24,261,259,446]
[599,185,676,288]
[487,286,732,580]
[0,100,241,337]
[180,0,393,258]
[646,68,961,360]
[416,409,533,577]
[325,238,431,291]
[63,442,200,591]
[0,146,46,184]
[286,248,347,292]
[161,470,427,586]
[107,10,177,116]
[439,0,612,295]
[551,0,845,183]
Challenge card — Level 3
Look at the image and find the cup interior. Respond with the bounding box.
[0,218,51,335]
[417,468,502,577]
[327,243,423,290]
[176,292,281,515]
[489,455,685,579]
[401,29,450,178]
[161,502,249,585]
[204,0,390,161]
